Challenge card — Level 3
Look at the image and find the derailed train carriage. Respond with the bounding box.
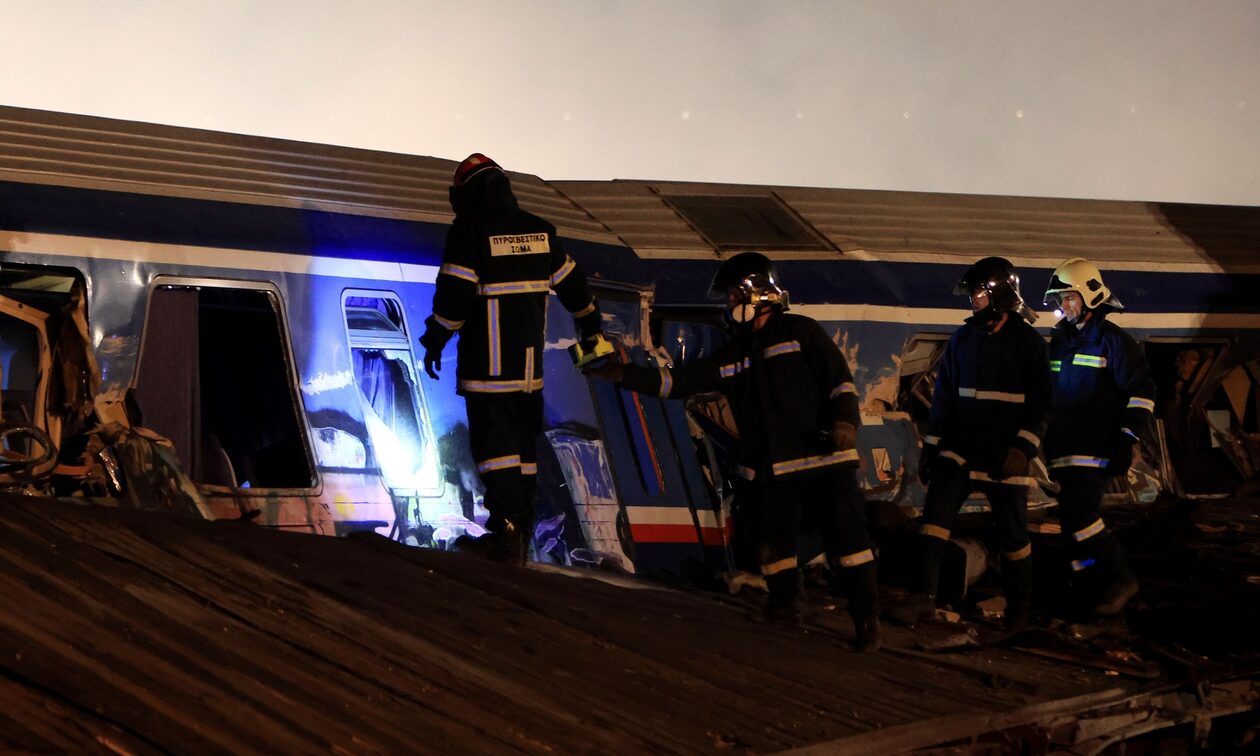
[2,104,1260,582]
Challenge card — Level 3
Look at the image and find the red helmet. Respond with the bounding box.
[452,153,503,188]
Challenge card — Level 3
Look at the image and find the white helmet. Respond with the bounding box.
[1044,257,1123,311]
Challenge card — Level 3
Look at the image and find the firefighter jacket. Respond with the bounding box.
[618,312,860,479]
[420,172,600,395]
[1044,313,1155,468]
[925,312,1052,478]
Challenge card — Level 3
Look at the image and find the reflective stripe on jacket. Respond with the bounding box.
[620,312,859,479]
[1045,314,1155,460]
[421,199,599,395]
[926,313,1052,469]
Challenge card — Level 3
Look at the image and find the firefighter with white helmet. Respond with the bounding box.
[1043,257,1153,615]
[585,252,881,651]
[903,257,1052,632]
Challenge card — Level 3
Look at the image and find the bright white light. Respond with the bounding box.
[902,111,911,119]
[681,110,691,120]
[1015,109,1024,119]
[1055,309,1064,319]
[362,408,440,492]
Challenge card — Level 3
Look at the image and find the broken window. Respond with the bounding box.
[896,334,950,432]
[342,292,441,496]
[0,262,85,443]
[0,307,42,427]
[655,313,739,450]
[132,281,315,490]
[1145,339,1241,495]
[661,195,830,252]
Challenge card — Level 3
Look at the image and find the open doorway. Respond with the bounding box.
[132,280,316,492]
[0,263,86,465]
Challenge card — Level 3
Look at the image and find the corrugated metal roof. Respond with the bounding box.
[0,495,1151,752]
[555,179,1260,270]
[0,105,622,246]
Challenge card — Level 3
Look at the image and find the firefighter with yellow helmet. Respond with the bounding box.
[1043,257,1154,616]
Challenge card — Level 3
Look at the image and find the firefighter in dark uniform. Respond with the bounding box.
[908,257,1052,632]
[586,253,881,651]
[1043,258,1151,615]
[420,153,602,562]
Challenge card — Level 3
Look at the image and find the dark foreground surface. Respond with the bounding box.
[0,494,1257,754]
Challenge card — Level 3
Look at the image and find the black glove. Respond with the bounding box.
[918,444,937,484]
[576,307,603,341]
[1106,434,1137,477]
[994,447,1029,481]
[418,328,445,381]
[831,421,857,452]
[423,348,442,381]
[582,359,624,382]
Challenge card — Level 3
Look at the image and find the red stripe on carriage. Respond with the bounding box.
[630,524,699,543]
[699,527,727,546]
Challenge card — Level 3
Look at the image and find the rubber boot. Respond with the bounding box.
[454,520,525,565]
[915,531,950,599]
[1001,554,1033,632]
[760,569,802,626]
[843,562,882,653]
[889,533,947,626]
[1093,539,1138,616]
[1004,591,1031,633]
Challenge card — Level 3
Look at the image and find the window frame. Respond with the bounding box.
[133,275,320,495]
[339,287,443,497]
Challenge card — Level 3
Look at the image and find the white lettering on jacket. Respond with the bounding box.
[489,233,551,256]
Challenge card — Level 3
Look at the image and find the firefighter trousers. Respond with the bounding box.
[751,466,877,613]
[464,391,543,537]
[915,458,1032,601]
[1052,467,1134,598]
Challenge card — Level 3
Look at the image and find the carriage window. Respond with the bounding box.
[132,283,315,489]
[341,292,441,496]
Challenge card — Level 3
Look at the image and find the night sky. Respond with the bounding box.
[3,0,1258,204]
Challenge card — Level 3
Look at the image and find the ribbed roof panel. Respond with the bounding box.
[0,106,622,245]
[554,179,1260,269]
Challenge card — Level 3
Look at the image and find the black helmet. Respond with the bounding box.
[954,256,1026,314]
[708,252,789,307]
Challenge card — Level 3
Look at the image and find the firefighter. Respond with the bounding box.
[1043,258,1151,615]
[585,252,881,652]
[906,257,1052,632]
[420,153,602,563]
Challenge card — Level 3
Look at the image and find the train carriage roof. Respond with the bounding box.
[552,180,1260,271]
[3,104,1257,271]
[0,105,621,247]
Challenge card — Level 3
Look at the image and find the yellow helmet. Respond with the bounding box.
[1044,257,1121,311]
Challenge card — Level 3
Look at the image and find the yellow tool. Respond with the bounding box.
[568,333,615,368]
